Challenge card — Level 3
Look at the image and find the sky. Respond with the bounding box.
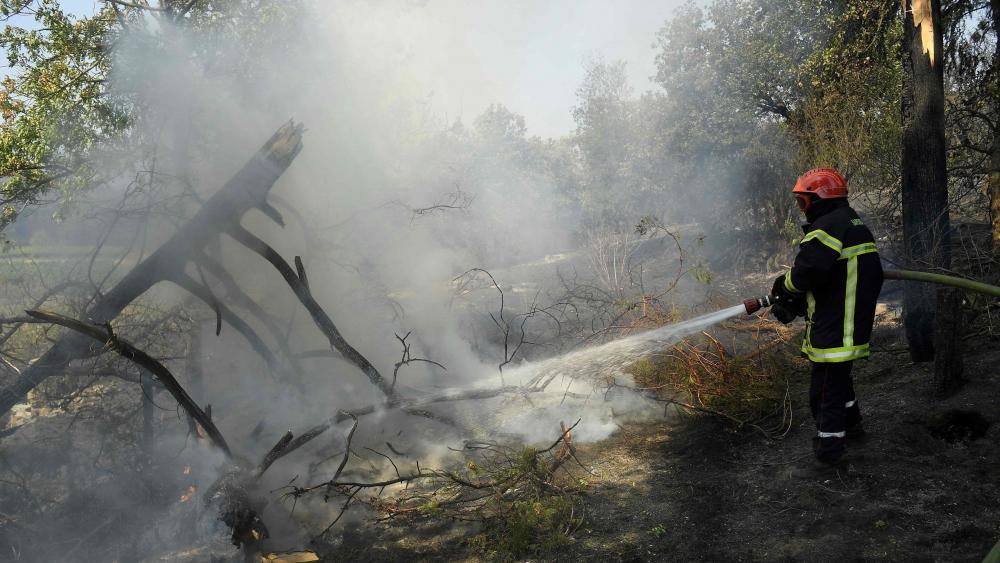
[59,0,98,15]
[398,0,691,137]
[3,0,692,138]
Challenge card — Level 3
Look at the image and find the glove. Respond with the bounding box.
[771,302,797,324]
[771,273,806,323]
[771,274,791,303]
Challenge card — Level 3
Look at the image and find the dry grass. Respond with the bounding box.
[627,324,804,438]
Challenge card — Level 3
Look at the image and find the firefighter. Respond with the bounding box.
[770,168,883,478]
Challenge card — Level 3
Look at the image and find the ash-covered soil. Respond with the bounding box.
[561,322,1000,562]
[335,315,999,562]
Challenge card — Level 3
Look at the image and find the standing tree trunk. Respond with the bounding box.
[989,0,1000,252]
[901,0,954,364]
[933,288,964,396]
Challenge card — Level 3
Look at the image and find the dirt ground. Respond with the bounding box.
[334,312,999,562]
[562,330,1000,562]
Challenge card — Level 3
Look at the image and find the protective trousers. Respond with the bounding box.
[810,360,862,463]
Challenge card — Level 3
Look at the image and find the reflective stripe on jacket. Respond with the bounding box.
[782,205,883,363]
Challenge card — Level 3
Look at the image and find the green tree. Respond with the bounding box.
[793,1,903,220]
[942,1,999,249]
[0,0,299,232]
[570,57,644,227]
[0,2,125,228]
[651,1,818,244]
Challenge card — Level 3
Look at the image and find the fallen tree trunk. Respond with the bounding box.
[0,121,304,420]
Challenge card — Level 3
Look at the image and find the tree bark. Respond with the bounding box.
[933,287,964,396]
[0,122,304,419]
[989,0,1000,252]
[991,137,1000,251]
[901,0,953,363]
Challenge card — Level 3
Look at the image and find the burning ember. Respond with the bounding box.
[180,485,197,503]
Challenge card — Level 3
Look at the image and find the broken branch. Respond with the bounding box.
[0,121,304,419]
[24,309,231,456]
[226,224,392,397]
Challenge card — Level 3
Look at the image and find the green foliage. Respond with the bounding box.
[792,1,904,222]
[0,1,302,232]
[0,2,126,228]
[644,0,925,246]
[688,262,714,285]
[649,1,811,242]
[646,0,994,244]
[376,440,582,561]
[468,495,575,560]
[417,500,441,516]
[569,57,655,228]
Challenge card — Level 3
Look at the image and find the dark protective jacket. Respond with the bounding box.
[782,202,883,363]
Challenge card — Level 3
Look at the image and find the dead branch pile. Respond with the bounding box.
[280,419,586,555]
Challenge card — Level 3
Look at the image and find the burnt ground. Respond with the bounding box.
[560,321,1000,562]
[333,316,1000,562]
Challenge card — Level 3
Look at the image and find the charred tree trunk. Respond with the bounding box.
[0,122,304,419]
[901,0,956,369]
[933,288,964,396]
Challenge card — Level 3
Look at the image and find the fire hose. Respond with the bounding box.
[743,269,1000,315]
[881,269,1000,298]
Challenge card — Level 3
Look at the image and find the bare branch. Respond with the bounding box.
[392,331,446,391]
[256,431,294,478]
[24,310,231,456]
[104,0,167,12]
[257,200,286,227]
[193,251,307,380]
[326,412,359,500]
[225,225,392,397]
[168,273,287,384]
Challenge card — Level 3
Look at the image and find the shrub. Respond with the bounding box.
[628,331,802,436]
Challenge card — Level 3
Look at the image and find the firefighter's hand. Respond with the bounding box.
[771,274,791,303]
[771,302,797,324]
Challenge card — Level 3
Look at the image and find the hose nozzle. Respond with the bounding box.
[743,295,775,315]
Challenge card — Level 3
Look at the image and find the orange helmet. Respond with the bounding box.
[792,168,848,200]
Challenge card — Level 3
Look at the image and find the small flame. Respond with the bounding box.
[180,485,197,503]
[182,465,191,475]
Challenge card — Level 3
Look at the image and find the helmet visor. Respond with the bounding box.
[794,194,812,213]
